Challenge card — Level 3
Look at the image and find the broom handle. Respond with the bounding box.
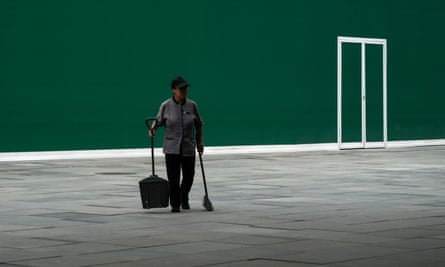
[198,152,209,197]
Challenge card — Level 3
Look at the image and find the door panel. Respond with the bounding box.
[341,43,362,143]
[366,44,384,142]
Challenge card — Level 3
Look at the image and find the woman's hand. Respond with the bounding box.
[196,127,204,153]
[148,128,156,137]
[197,143,204,154]
[148,121,157,137]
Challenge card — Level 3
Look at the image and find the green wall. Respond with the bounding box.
[1,0,444,152]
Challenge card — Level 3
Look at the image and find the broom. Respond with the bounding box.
[198,152,214,211]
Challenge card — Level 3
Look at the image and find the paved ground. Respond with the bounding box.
[1,146,445,266]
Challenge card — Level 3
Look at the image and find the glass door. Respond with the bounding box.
[337,36,387,149]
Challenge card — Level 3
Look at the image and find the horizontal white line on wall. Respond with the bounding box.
[0,139,444,162]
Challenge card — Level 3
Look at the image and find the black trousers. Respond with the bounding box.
[165,154,195,208]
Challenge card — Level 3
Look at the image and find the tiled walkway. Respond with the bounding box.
[1,146,445,266]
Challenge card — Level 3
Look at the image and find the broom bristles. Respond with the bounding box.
[203,195,214,211]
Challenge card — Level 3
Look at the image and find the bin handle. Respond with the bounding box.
[145,117,157,176]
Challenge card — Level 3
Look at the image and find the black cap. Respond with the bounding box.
[171,76,190,89]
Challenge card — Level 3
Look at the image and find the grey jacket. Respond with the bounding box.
[156,98,203,156]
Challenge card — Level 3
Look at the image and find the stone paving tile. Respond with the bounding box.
[212,234,291,246]
[210,259,314,267]
[366,227,445,239]
[1,146,445,266]
[0,235,73,249]
[333,247,445,267]
[372,237,445,250]
[10,247,174,267]
[268,239,410,265]
[0,247,62,264]
[88,252,248,267]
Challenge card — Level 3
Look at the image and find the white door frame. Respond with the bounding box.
[337,36,387,149]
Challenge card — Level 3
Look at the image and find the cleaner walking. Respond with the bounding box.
[149,76,204,213]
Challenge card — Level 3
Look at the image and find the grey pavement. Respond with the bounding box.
[1,146,445,266]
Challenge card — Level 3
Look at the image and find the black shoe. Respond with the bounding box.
[181,202,190,210]
[171,207,180,213]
